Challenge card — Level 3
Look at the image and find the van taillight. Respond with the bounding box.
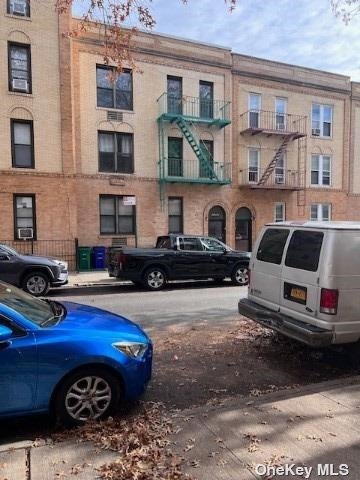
[320,288,338,315]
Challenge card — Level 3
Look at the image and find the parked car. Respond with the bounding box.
[0,281,152,425]
[238,221,360,347]
[0,244,68,296]
[108,234,251,290]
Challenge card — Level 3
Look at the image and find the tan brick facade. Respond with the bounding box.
[1,7,360,260]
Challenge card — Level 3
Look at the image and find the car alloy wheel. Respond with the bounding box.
[146,269,166,290]
[23,272,50,296]
[233,266,249,286]
[65,376,112,422]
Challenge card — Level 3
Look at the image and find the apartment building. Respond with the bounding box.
[1,4,360,259]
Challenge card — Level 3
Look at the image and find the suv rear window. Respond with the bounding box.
[256,229,289,264]
[285,230,324,272]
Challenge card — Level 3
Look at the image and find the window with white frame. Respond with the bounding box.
[274,202,285,222]
[312,104,333,137]
[311,155,331,186]
[275,153,285,184]
[310,204,331,221]
[249,93,261,128]
[275,97,287,130]
[248,149,260,183]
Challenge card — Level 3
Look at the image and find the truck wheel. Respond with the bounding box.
[143,267,167,290]
[231,265,249,286]
[22,271,50,296]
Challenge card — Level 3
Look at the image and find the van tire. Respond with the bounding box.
[231,265,249,286]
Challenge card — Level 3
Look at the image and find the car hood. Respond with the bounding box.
[55,301,149,341]
[19,254,59,266]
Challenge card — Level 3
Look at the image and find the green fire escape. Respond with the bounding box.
[157,93,232,205]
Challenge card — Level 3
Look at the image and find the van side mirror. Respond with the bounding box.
[0,325,12,343]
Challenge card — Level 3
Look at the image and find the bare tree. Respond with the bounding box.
[331,0,360,23]
[56,0,237,73]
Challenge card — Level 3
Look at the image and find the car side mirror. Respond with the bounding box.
[0,254,11,261]
[223,247,228,254]
[0,325,12,343]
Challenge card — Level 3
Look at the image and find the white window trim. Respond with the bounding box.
[311,154,332,187]
[248,148,260,183]
[275,153,286,184]
[311,103,333,138]
[310,203,331,222]
[274,202,286,222]
[248,92,261,111]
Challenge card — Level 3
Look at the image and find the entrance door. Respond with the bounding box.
[208,206,226,243]
[235,207,252,251]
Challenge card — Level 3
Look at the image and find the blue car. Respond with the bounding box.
[0,281,152,425]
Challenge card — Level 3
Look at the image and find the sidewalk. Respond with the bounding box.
[66,270,130,287]
[2,377,360,479]
[173,376,360,479]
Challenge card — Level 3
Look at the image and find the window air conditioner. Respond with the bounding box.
[312,128,320,136]
[11,1,27,16]
[18,228,33,239]
[12,78,29,92]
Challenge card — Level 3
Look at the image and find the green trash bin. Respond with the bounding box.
[78,246,92,271]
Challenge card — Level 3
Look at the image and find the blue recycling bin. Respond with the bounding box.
[92,246,106,269]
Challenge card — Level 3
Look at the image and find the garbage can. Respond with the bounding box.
[78,246,92,271]
[92,246,106,269]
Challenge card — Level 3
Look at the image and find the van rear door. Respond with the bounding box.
[280,229,324,321]
[249,227,290,311]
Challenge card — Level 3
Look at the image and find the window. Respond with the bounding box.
[200,237,226,252]
[248,149,260,183]
[168,197,183,234]
[311,155,331,186]
[99,195,135,235]
[310,204,331,222]
[98,132,133,173]
[14,195,36,239]
[249,93,261,128]
[8,42,31,93]
[275,153,285,184]
[312,104,333,137]
[256,228,289,264]
[11,120,34,168]
[274,203,285,222]
[285,231,324,272]
[167,76,182,114]
[178,237,203,251]
[199,140,214,178]
[96,66,133,110]
[275,97,287,130]
[7,0,30,16]
[168,137,183,177]
[199,81,214,118]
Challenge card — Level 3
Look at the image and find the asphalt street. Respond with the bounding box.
[49,281,247,334]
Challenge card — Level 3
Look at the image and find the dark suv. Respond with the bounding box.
[0,245,68,296]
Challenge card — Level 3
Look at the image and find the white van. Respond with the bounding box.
[238,221,360,347]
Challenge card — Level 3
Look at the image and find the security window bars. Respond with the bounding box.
[311,155,331,186]
[168,197,183,234]
[98,132,134,173]
[14,195,36,239]
[312,104,333,137]
[11,120,34,168]
[96,66,133,110]
[100,195,135,235]
[8,42,31,93]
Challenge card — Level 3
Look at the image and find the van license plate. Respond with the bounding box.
[291,287,306,302]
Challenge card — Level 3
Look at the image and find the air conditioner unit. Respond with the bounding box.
[11,1,27,16]
[18,228,33,240]
[12,78,29,92]
[312,128,320,136]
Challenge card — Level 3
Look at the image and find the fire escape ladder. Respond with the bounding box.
[175,117,219,181]
[257,135,294,186]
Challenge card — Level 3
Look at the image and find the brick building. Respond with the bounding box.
[1,4,360,262]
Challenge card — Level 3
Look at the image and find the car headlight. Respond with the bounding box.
[112,341,148,358]
[53,259,68,271]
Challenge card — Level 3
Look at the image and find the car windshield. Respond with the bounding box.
[0,283,60,327]
[0,245,18,256]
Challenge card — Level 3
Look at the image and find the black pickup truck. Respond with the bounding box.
[108,234,251,290]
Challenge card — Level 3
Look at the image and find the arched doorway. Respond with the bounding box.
[208,206,226,243]
[235,207,252,251]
